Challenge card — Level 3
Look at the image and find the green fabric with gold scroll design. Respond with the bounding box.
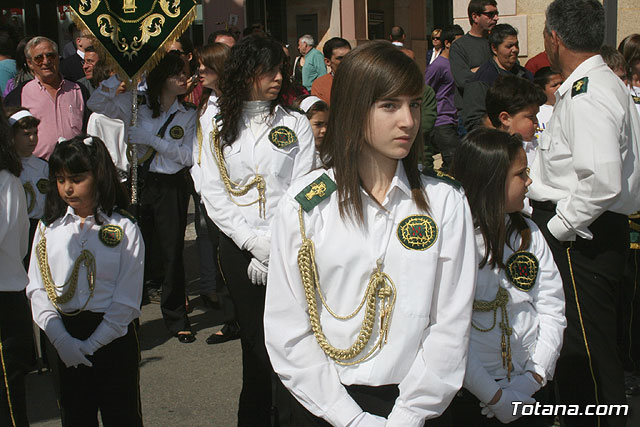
[69,0,197,81]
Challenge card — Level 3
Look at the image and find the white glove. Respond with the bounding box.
[486,388,535,424]
[498,372,542,398]
[247,258,268,286]
[128,125,158,147]
[347,412,386,427]
[244,235,270,264]
[52,334,93,368]
[78,339,97,357]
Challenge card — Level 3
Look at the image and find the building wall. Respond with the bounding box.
[201,0,245,42]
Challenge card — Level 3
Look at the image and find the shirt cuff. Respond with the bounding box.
[530,339,559,380]
[43,316,68,345]
[325,394,363,427]
[547,214,576,242]
[387,406,425,427]
[149,135,169,153]
[235,228,257,252]
[101,75,121,94]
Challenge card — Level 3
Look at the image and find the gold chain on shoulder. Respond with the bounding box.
[472,287,513,379]
[196,119,203,165]
[297,205,396,365]
[210,120,266,218]
[23,182,36,214]
[36,224,97,317]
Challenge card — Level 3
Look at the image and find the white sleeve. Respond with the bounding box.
[85,219,144,352]
[0,176,28,259]
[463,353,502,404]
[387,192,477,426]
[524,225,566,380]
[264,196,365,427]
[291,115,317,180]
[86,75,133,123]
[149,113,195,167]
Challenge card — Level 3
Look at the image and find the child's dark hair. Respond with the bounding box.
[486,75,546,128]
[146,52,187,118]
[600,45,627,75]
[292,95,328,120]
[450,128,531,269]
[44,135,129,225]
[5,106,40,133]
[533,67,558,89]
[0,102,20,177]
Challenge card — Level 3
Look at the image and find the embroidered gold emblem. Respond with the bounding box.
[268,126,298,148]
[99,225,124,247]
[305,182,327,200]
[36,178,49,194]
[397,215,438,251]
[23,182,36,214]
[169,125,184,139]
[505,251,539,292]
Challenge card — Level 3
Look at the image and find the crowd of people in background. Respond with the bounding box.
[1,0,640,426]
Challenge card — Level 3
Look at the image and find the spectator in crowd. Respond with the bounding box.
[59,30,93,82]
[424,24,464,172]
[298,34,326,91]
[390,26,414,59]
[76,45,102,95]
[61,23,78,59]
[524,51,551,75]
[0,33,16,93]
[292,94,328,148]
[5,36,90,160]
[207,29,237,47]
[166,35,202,106]
[533,66,563,140]
[4,36,33,96]
[619,34,640,90]
[528,2,640,426]
[311,37,351,105]
[462,24,532,132]
[450,0,498,127]
[426,28,443,69]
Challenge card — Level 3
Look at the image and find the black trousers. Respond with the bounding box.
[219,233,273,427]
[46,311,142,427]
[139,170,191,334]
[618,248,640,372]
[430,123,460,173]
[0,291,32,427]
[532,204,628,427]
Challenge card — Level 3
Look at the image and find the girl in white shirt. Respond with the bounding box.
[264,40,477,427]
[27,135,144,426]
[449,128,566,425]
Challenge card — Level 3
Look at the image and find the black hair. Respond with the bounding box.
[44,135,129,225]
[322,37,351,60]
[390,26,405,41]
[218,35,290,146]
[208,29,237,45]
[441,25,464,45]
[600,45,627,74]
[533,66,559,89]
[5,106,40,132]
[13,36,34,87]
[0,102,20,177]
[545,0,604,53]
[468,0,498,25]
[0,33,14,57]
[488,24,518,51]
[450,128,531,269]
[146,52,187,118]
[486,75,546,128]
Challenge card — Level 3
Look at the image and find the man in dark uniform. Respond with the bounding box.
[528,1,640,426]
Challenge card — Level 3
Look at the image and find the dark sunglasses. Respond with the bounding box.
[432,37,441,40]
[31,52,57,65]
[480,10,499,18]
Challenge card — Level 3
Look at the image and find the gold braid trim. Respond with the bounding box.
[297,205,396,365]
[23,182,36,214]
[196,119,203,165]
[472,287,513,380]
[36,224,97,317]
[210,121,266,218]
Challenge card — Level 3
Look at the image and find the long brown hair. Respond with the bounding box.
[196,42,230,113]
[319,40,428,224]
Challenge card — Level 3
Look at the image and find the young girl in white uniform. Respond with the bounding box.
[450,128,566,425]
[264,40,477,427]
[27,136,144,426]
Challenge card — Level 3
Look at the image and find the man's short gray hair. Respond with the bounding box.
[545,0,604,53]
[25,36,58,61]
[299,34,314,47]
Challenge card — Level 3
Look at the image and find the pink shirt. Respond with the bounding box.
[21,76,85,159]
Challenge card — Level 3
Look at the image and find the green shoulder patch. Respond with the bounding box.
[115,207,137,223]
[169,125,184,139]
[269,126,298,148]
[633,95,640,105]
[571,77,588,98]
[99,224,123,248]
[295,173,337,212]
[397,215,439,250]
[505,251,539,292]
[422,169,462,189]
[36,178,49,194]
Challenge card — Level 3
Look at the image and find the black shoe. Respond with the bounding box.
[175,332,196,343]
[206,324,240,345]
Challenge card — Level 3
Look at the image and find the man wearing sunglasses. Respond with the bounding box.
[449,0,499,133]
[5,36,90,160]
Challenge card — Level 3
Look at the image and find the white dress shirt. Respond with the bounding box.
[463,219,566,404]
[264,164,477,427]
[199,103,316,249]
[191,94,219,195]
[0,170,29,292]
[20,155,49,219]
[87,75,195,174]
[529,55,640,241]
[534,103,554,141]
[27,207,144,349]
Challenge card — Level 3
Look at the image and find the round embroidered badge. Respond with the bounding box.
[268,126,298,148]
[36,178,49,194]
[99,225,123,248]
[397,215,438,250]
[169,125,184,139]
[505,251,539,292]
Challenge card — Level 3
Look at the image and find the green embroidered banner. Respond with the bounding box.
[69,0,197,81]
